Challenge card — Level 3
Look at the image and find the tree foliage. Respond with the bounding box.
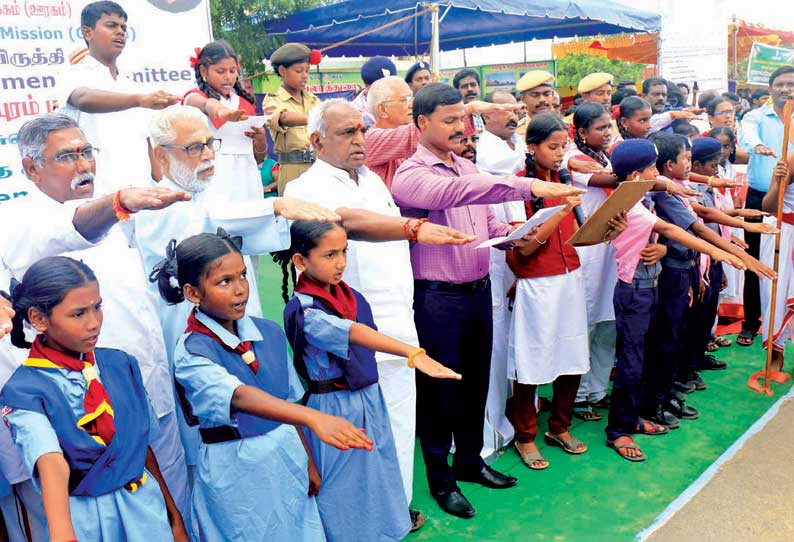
[556,54,646,88]
[209,0,328,76]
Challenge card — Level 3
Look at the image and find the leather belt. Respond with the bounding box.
[307,376,350,394]
[414,277,490,293]
[277,149,316,164]
[199,425,242,444]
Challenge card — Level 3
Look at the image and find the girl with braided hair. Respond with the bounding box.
[182,40,268,203]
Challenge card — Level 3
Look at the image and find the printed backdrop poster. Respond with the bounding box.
[0,0,213,204]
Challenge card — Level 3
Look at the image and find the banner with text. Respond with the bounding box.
[0,0,213,204]
[747,42,794,86]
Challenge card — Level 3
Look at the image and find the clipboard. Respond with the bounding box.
[567,180,656,247]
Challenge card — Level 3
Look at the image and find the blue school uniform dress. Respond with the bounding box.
[173,309,325,542]
[0,340,171,542]
[284,278,410,542]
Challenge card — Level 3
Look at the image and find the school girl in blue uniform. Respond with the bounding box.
[279,220,461,542]
[0,256,186,542]
[153,229,373,542]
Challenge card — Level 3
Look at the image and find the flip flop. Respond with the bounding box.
[514,442,549,470]
[544,432,587,455]
[635,418,669,435]
[737,329,755,347]
[572,402,602,421]
[714,336,732,347]
[607,438,646,462]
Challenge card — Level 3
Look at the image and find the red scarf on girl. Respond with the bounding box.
[295,273,358,321]
[27,336,116,446]
[184,309,259,373]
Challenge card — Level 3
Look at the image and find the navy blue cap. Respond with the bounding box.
[692,136,723,163]
[405,61,430,84]
[611,139,658,177]
[361,56,397,86]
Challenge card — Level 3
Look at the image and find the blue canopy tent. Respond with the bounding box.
[265,0,661,60]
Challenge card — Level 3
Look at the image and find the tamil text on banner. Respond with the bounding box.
[0,0,213,205]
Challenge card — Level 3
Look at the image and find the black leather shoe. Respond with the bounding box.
[686,372,707,391]
[457,465,518,489]
[697,354,727,371]
[649,405,680,429]
[673,379,696,394]
[672,389,687,403]
[433,489,475,519]
[666,397,699,420]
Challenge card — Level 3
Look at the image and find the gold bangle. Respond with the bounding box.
[407,348,425,368]
[533,236,547,245]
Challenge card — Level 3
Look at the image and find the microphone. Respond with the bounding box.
[557,168,586,227]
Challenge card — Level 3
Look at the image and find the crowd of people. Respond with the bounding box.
[0,1,793,541]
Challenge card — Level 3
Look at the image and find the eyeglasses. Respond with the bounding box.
[384,96,414,106]
[715,110,735,117]
[40,146,99,164]
[162,137,222,158]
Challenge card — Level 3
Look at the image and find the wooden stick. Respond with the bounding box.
[764,97,793,387]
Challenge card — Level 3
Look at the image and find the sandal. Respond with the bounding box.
[635,418,669,435]
[706,341,719,352]
[544,432,588,455]
[514,442,549,470]
[714,336,732,348]
[572,402,602,421]
[607,437,646,462]
[591,395,611,409]
[737,329,756,347]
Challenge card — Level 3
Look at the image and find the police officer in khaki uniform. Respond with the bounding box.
[515,71,555,139]
[264,43,321,194]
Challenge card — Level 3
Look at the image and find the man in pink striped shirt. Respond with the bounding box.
[391,82,584,520]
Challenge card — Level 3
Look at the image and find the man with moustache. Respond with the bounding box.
[365,76,520,189]
[406,61,432,95]
[1,112,193,534]
[515,71,555,139]
[454,69,484,132]
[741,65,794,351]
[391,83,585,519]
[474,90,528,457]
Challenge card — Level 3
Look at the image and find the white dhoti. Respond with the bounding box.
[760,218,794,350]
[508,269,590,384]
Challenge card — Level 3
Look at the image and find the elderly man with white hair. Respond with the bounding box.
[0,112,193,536]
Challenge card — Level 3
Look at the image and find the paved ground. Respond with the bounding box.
[648,393,794,542]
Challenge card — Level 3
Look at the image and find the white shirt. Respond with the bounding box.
[132,177,290,370]
[59,54,154,196]
[476,129,527,177]
[0,188,175,418]
[285,159,419,356]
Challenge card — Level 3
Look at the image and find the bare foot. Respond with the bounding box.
[771,350,785,372]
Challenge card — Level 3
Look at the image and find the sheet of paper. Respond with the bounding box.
[220,115,271,154]
[477,204,566,249]
[567,180,656,247]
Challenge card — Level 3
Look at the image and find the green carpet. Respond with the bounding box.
[257,259,791,542]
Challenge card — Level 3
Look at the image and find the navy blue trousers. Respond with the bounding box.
[413,281,492,494]
[606,282,658,441]
[642,263,699,414]
[680,260,724,379]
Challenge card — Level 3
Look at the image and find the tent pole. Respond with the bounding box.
[430,4,440,77]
